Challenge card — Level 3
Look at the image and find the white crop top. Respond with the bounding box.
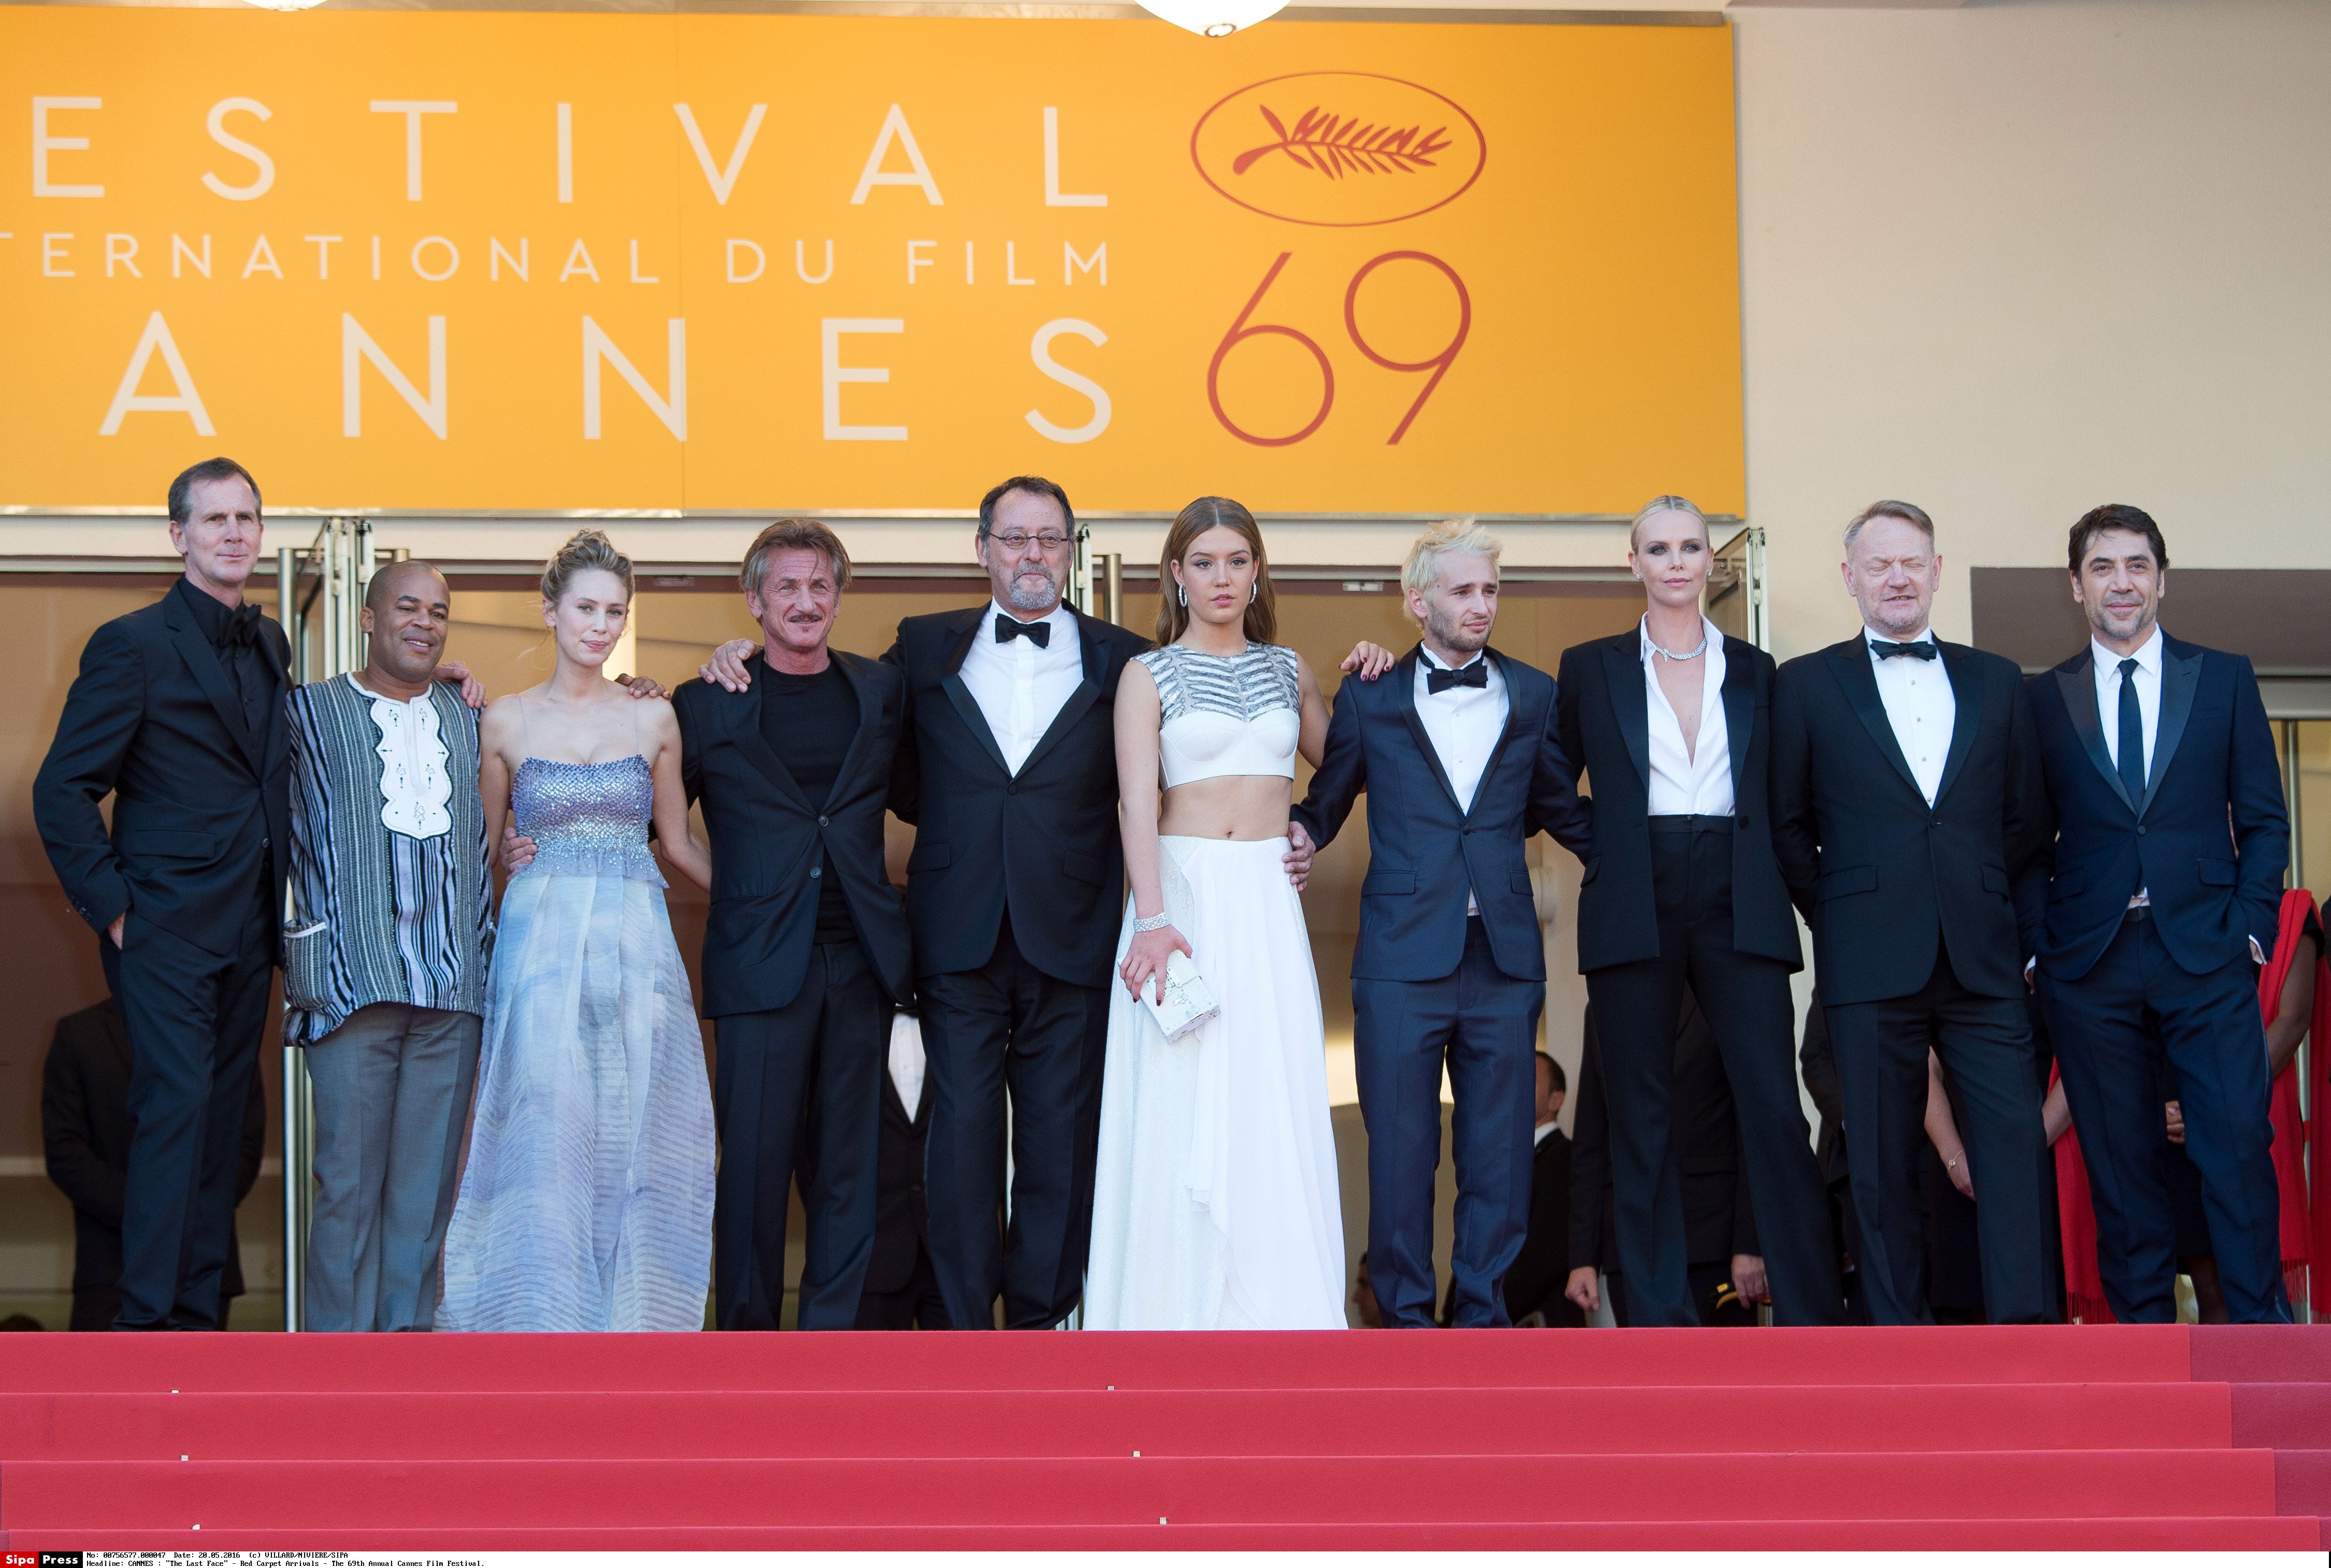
[1141,641,1302,788]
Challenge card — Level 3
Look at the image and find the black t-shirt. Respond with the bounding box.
[758,658,858,944]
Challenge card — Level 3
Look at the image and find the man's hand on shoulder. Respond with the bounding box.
[434,660,488,710]
[613,673,671,701]
[702,640,761,693]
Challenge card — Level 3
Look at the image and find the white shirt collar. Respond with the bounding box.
[1419,645,1486,673]
[2091,625,2164,677]
[1865,626,1938,653]
[1533,1119,1558,1148]
[348,671,435,707]
[1639,614,1722,667]
[989,597,1075,636]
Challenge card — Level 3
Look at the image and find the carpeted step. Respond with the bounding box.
[2190,1324,2331,1385]
[2231,1383,2331,1447]
[2273,1451,2331,1518]
[1,1516,2319,1550]
[0,1383,2235,1461]
[0,1326,2203,1395]
[0,1450,2277,1530]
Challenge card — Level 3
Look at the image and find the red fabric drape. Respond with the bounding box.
[2054,888,2320,1322]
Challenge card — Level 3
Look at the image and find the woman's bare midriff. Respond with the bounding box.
[1157,774,1297,841]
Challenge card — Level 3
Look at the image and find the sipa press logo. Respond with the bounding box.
[1189,71,1488,228]
[6,1554,81,1566]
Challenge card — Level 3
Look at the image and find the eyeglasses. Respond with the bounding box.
[987,531,1070,553]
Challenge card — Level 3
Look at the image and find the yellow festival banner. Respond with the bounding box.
[0,8,1742,516]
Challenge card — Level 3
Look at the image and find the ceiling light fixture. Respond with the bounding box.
[239,0,331,12]
[1136,0,1287,37]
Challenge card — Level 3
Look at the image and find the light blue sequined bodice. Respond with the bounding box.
[511,755,664,885]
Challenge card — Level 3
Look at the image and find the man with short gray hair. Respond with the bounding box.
[1771,500,2053,1325]
[673,517,916,1330]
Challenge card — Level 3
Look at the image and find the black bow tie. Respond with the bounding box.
[1870,639,1936,661]
[995,614,1051,649]
[221,603,264,651]
[1427,659,1488,694]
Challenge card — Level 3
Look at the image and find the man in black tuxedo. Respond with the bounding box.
[1772,500,2053,1325]
[34,457,290,1331]
[703,478,1161,1330]
[2022,505,2290,1324]
[1499,1051,1582,1327]
[42,998,266,1331]
[657,520,914,1330]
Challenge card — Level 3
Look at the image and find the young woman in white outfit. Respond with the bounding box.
[1084,498,1360,1330]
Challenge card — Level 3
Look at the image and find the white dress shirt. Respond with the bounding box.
[2092,626,2164,784]
[1640,614,1733,817]
[1416,647,1508,915]
[956,598,1083,774]
[1867,628,1956,805]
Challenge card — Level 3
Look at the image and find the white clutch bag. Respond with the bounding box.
[1143,950,1220,1044]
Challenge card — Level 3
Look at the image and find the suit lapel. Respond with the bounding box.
[1017,611,1104,779]
[1824,640,1924,801]
[937,607,1013,779]
[1720,636,1753,805]
[2055,654,2133,814]
[1932,641,1985,807]
[2144,636,2204,818]
[1469,648,1534,820]
[163,589,265,777]
[821,655,879,812]
[1396,646,1463,812]
[723,671,814,811]
[1601,632,1651,790]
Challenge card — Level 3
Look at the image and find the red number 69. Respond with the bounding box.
[1206,252,1336,449]
[1344,251,1472,445]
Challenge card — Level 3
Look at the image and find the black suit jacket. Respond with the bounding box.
[41,999,263,1298]
[1556,629,1800,973]
[2020,634,2285,981]
[673,652,913,1016]
[34,584,292,959]
[884,606,1149,987]
[1771,636,2050,1006]
[1570,995,1758,1274]
[865,1054,934,1297]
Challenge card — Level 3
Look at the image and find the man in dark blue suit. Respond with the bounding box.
[2022,504,2291,1324]
[1294,521,1591,1327]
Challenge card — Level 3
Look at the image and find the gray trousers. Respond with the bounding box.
[304,1002,481,1332]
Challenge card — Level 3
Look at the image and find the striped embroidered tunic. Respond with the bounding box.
[283,673,492,1045]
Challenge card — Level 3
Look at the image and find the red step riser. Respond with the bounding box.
[3,1517,2320,1550]
[0,1452,2279,1529]
[0,1325,2205,1394]
[0,1384,2236,1461]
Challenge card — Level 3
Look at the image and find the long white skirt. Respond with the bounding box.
[1084,836,1347,1330]
[438,871,714,1332]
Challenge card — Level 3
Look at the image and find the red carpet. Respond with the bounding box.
[0,1324,2323,1549]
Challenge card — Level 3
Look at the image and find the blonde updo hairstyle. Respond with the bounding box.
[1155,496,1277,647]
[541,528,635,608]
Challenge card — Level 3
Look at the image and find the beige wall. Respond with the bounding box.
[1732,0,2331,659]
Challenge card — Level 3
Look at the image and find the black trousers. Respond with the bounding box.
[711,939,887,1331]
[1585,818,1844,1327]
[1352,918,1542,1329]
[856,1245,950,1329]
[1828,944,2051,1326]
[2042,911,2289,1325]
[918,911,1110,1331]
[106,891,274,1331]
